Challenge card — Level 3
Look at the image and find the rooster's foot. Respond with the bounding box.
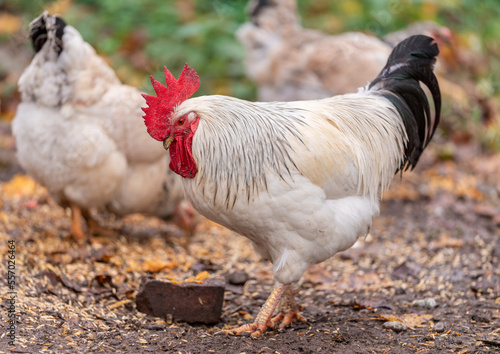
[224,283,289,338]
[225,322,269,338]
[269,310,306,331]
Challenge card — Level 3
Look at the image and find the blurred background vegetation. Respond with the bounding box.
[0,0,499,150]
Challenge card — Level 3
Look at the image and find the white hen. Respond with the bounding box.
[237,0,391,101]
[12,12,194,242]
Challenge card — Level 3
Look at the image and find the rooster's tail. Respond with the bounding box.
[29,11,66,55]
[368,35,441,171]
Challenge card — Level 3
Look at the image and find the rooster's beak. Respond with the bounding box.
[163,135,174,151]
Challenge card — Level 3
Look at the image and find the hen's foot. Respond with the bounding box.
[173,201,201,242]
[86,219,119,237]
[82,210,119,237]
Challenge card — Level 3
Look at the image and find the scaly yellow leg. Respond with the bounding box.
[226,283,287,338]
[269,286,306,330]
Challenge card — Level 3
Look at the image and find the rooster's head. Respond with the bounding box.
[142,64,200,178]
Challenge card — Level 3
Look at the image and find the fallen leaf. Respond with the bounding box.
[401,313,433,329]
[428,233,465,250]
[195,271,210,281]
[1,174,39,197]
[376,313,433,329]
[108,299,132,310]
[142,257,177,273]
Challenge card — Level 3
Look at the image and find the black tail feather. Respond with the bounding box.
[369,35,441,171]
[29,12,66,54]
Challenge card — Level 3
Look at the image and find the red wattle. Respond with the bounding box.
[168,118,199,178]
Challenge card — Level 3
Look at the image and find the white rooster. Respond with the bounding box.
[142,35,441,337]
[12,12,197,242]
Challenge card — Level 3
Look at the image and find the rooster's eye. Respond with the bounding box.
[177,118,185,126]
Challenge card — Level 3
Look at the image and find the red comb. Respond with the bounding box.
[142,63,200,141]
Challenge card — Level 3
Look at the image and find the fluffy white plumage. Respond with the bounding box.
[12,12,187,240]
[175,93,403,283]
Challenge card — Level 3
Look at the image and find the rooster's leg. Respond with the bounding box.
[269,286,306,330]
[82,209,118,237]
[69,203,87,244]
[226,283,287,338]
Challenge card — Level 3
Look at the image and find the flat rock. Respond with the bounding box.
[227,270,249,286]
[411,297,438,309]
[434,321,446,332]
[136,277,225,324]
[383,320,408,332]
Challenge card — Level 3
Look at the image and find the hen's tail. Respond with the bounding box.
[368,35,441,171]
[29,11,66,55]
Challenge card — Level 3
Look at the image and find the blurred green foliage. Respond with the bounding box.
[1,0,499,105]
[61,0,253,97]
[0,0,500,150]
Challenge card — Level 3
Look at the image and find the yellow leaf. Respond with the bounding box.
[142,257,177,273]
[429,233,465,250]
[1,174,39,197]
[375,314,405,323]
[184,277,202,283]
[376,313,433,329]
[108,299,132,310]
[195,271,210,281]
[400,313,433,329]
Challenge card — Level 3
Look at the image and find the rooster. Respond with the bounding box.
[142,35,441,337]
[12,12,198,242]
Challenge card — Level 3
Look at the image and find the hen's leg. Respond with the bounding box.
[269,286,306,330]
[226,283,287,338]
[173,201,200,242]
[82,209,118,237]
[69,203,87,244]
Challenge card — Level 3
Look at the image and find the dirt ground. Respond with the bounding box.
[0,120,499,353]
